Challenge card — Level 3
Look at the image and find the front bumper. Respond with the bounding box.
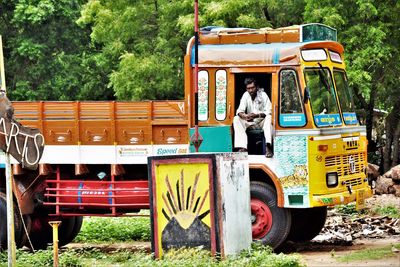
[311,187,373,208]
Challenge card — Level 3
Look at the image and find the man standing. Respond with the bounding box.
[233,77,273,157]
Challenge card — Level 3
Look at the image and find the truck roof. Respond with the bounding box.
[187,23,343,67]
[199,23,337,44]
[189,41,344,67]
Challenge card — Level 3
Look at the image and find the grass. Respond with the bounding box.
[373,205,400,218]
[21,216,300,266]
[336,203,400,218]
[0,244,303,267]
[74,216,151,243]
[337,243,400,262]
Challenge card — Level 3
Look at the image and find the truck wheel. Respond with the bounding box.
[58,217,76,247]
[287,207,327,242]
[30,215,52,250]
[250,181,291,249]
[30,215,79,249]
[59,216,83,246]
[0,192,23,251]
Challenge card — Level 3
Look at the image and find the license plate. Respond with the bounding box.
[356,189,365,210]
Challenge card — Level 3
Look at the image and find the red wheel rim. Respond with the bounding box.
[251,198,273,239]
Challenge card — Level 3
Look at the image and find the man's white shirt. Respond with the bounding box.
[236,90,272,123]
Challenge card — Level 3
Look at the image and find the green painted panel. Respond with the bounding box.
[189,126,232,153]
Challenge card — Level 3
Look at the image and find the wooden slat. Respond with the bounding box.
[12,100,188,145]
[152,101,187,125]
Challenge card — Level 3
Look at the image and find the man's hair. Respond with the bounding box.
[244,77,257,87]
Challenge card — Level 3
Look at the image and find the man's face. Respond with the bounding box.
[246,82,257,98]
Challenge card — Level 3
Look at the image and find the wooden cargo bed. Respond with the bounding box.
[12,101,189,146]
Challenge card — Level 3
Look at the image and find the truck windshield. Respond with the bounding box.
[305,68,342,127]
[333,70,358,125]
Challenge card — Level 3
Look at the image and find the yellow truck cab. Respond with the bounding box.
[184,23,372,247]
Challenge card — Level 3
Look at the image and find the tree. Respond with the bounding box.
[78,0,306,101]
[304,0,400,171]
[0,0,112,101]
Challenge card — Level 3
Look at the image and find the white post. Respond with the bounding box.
[2,35,17,266]
[5,153,16,266]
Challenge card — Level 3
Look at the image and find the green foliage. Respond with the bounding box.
[374,205,400,218]
[0,244,303,266]
[368,151,381,165]
[77,0,307,100]
[336,203,368,216]
[74,216,151,243]
[0,249,82,267]
[337,203,400,219]
[336,203,358,215]
[1,0,113,101]
[96,245,303,267]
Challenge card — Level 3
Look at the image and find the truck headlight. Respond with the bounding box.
[326,172,338,187]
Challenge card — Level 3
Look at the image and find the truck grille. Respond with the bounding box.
[325,152,366,183]
[344,177,362,186]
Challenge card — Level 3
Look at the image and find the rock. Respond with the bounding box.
[392,184,400,197]
[345,235,352,242]
[392,247,400,253]
[368,163,380,180]
[375,176,395,195]
[390,165,400,181]
[383,169,393,178]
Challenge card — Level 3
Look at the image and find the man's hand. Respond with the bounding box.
[247,113,259,121]
[241,114,251,121]
[239,112,259,122]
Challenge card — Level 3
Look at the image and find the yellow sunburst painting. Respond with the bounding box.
[154,162,212,256]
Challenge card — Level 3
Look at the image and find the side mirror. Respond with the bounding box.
[304,87,310,104]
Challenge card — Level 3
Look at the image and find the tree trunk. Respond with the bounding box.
[392,123,400,167]
[366,84,377,151]
[384,115,393,172]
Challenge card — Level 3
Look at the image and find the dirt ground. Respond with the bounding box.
[366,194,399,209]
[287,237,400,267]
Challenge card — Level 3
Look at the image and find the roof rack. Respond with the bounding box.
[199,23,337,45]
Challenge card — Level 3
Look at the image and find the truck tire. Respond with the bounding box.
[59,216,83,246]
[67,216,83,244]
[0,192,23,250]
[287,207,327,242]
[58,217,76,247]
[30,215,81,249]
[250,181,291,249]
[30,215,52,250]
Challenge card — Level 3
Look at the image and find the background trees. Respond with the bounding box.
[1,0,112,101]
[1,0,399,170]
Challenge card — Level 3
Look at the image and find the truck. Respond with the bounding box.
[0,23,372,250]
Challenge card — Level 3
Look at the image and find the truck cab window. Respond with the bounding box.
[334,70,358,125]
[305,68,342,127]
[279,70,306,127]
